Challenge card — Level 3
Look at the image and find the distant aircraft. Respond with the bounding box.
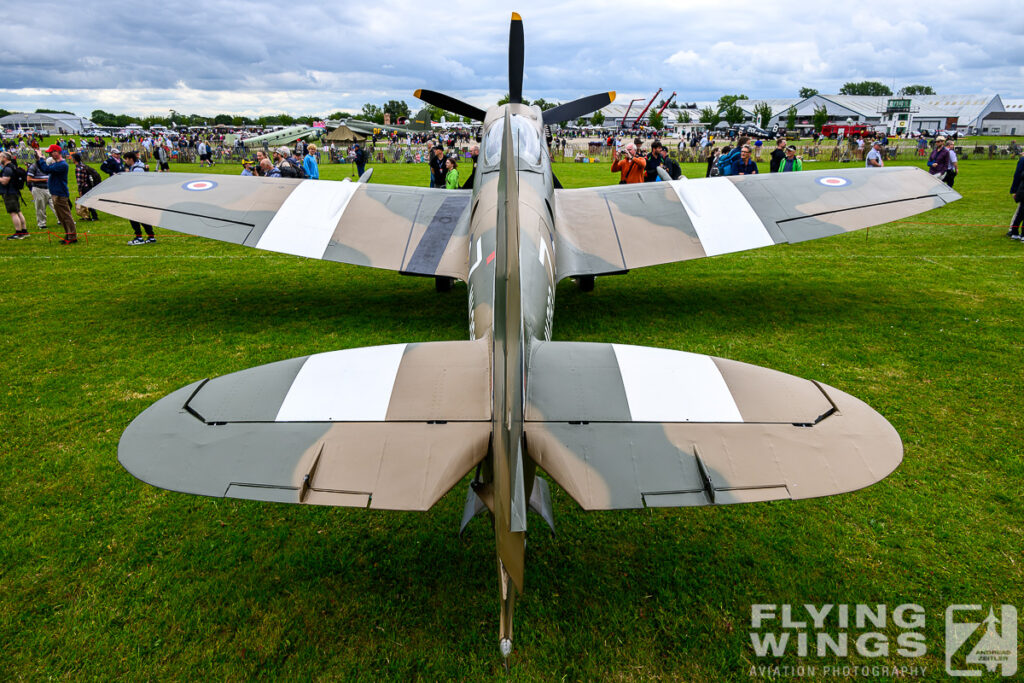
[238,124,322,149]
[80,13,960,659]
[332,106,434,137]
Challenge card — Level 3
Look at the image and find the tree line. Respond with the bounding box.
[5,82,936,132]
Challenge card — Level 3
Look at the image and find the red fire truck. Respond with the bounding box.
[820,123,872,139]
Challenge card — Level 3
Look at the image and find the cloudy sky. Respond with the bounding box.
[6,0,1022,119]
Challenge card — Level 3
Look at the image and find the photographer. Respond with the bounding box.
[611,142,646,184]
[34,145,77,244]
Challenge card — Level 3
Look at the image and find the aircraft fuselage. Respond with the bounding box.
[461,104,556,651]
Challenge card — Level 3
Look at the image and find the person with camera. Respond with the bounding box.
[611,142,646,184]
[33,144,77,244]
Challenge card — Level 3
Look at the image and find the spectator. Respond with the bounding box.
[444,157,459,189]
[1009,140,1021,155]
[100,148,124,177]
[197,139,213,167]
[353,143,367,177]
[707,146,725,177]
[122,151,155,245]
[240,160,254,176]
[261,158,280,178]
[154,143,170,172]
[34,145,77,244]
[658,145,682,180]
[916,136,928,157]
[462,144,479,189]
[865,141,884,168]
[429,146,446,188]
[1,151,28,240]
[254,150,268,176]
[944,140,958,188]
[1009,147,1024,239]
[778,145,802,172]
[611,142,646,184]
[303,144,320,179]
[644,141,665,182]
[769,138,787,173]
[71,153,101,221]
[927,136,950,180]
[26,156,55,231]
[273,146,300,178]
[734,145,758,175]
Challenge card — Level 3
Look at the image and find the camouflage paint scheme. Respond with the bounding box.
[78,14,961,658]
[336,106,434,138]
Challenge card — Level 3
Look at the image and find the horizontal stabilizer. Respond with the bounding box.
[524,342,902,510]
[120,340,492,511]
[554,167,960,279]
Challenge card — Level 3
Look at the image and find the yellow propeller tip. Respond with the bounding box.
[511,12,521,21]
[414,89,422,98]
[609,91,616,101]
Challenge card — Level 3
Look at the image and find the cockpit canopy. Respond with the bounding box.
[484,114,542,166]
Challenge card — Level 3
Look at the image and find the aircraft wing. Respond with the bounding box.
[118,339,491,511]
[553,166,959,278]
[78,173,472,279]
[524,341,902,510]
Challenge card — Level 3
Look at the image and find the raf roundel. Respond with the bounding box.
[182,180,218,192]
[816,176,851,188]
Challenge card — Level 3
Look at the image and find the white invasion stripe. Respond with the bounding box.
[275,343,407,421]
[256,179,358,259]
[611,344,743,423]
[669,177,774,257]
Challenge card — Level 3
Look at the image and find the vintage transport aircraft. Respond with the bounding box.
[80,14,960,658]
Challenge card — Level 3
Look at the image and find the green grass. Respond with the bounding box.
[1,158,1022,681]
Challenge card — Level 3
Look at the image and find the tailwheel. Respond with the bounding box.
[576,275,595,292]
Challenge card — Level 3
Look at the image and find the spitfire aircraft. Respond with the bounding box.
[80,14,960,658]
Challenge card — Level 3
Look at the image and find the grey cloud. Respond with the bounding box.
[4,0,1020,117]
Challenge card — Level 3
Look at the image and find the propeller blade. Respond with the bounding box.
[414,89,487,122]
[542,91,616,126]
[508,13,524,103]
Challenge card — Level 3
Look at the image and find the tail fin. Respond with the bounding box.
[407,107,433,131]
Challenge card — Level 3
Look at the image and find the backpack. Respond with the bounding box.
[279,159,306,179]
[10,164,28,192]
[716,147,742,176]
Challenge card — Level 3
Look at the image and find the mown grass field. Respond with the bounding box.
[1,156,1022,681]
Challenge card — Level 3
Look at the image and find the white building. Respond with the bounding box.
[764,94,1004,135]
[980,112,1024,136]
[0,112,95,135]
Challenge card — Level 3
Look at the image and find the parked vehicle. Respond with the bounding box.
[821,123,871,139]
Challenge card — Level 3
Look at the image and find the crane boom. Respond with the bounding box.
[631,88,662,128]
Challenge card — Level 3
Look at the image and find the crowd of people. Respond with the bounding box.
[2,128,1021,244]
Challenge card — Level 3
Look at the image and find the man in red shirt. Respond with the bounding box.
[611,142,646,184]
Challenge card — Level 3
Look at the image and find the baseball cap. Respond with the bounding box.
[45,144,62,153]
[275,146,290,156]
[110,148,121,154]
